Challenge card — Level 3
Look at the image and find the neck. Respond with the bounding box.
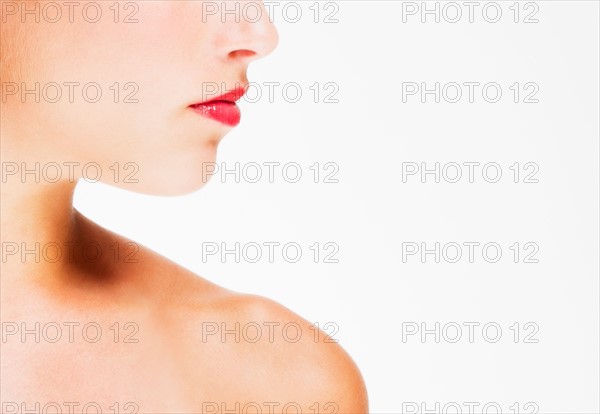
[1,173,81,281]
[0,132,139,304]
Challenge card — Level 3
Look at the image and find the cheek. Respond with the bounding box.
[2,2,221,195]
[3,6,181,146]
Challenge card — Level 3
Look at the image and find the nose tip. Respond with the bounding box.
[224,2,279,63]
[258,20,279,59]
[228,27,278,62]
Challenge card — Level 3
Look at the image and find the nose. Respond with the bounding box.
[218,1,279,63]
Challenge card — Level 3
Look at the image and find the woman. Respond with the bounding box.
[0,1,368,412]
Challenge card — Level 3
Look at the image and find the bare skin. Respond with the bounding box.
[2,210,368,413]
[0,1,368,412]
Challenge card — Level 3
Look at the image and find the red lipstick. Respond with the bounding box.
[189,87,246,127]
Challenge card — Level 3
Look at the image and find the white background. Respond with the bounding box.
[75,1,599,413]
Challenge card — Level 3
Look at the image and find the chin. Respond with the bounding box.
[120,148,220,196]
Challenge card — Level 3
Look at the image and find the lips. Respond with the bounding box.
[189,87,247,127]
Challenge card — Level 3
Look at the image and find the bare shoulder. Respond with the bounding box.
[239,294,370,413]
[172,280,368,412]
[91,220,368,411]
[76,217,368,410]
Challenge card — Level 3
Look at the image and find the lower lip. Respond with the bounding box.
[190,101,241,127]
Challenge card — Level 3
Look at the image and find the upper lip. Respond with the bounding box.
[193,86,247,105]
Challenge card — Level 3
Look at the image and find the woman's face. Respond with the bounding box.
[1,1,278,195]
